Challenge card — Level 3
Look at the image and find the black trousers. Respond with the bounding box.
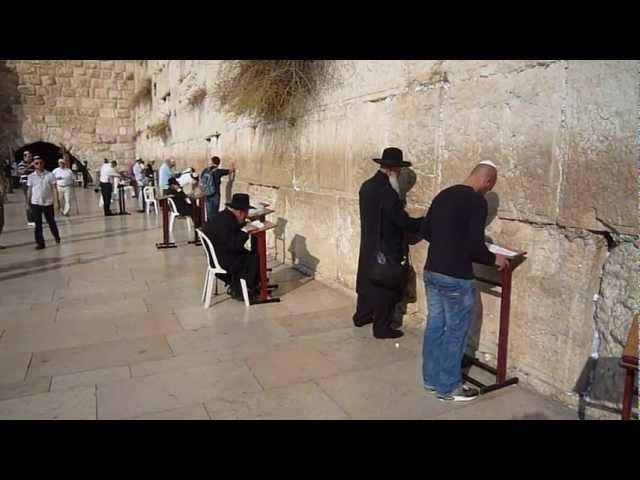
[31,204,60,247]
[225,251,261,296]
[100,182,113,215]
[354,290,402,336]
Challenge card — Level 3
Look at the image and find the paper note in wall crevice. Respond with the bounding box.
[486,243,519,258]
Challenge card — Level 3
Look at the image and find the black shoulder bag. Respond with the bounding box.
[368,203,409,290]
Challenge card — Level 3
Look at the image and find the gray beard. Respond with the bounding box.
[388,174,401,195]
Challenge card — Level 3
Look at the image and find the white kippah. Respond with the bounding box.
[478,160,497,169]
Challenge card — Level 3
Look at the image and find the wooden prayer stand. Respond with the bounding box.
[620,315,638,420]
[248,220,280,305]
[188,193,206,246]
[116,184,131,216]
[463,246,527,394]
[155,196,176,249]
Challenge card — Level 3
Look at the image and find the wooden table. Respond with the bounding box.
[155,195,176,249]
[188,193,206,246]
[463,245,527,394]
[247,220,280,304]
[620,315,638,420]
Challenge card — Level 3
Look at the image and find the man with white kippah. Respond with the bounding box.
[419,160,509,403]
[52,159,75,216]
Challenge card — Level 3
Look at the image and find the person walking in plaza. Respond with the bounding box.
[133,158,147,212]
[17,150,36,226]
[353,147,422,339]
[27,155,60,250]
[200,156,235,221]
[52,158,75,216]
[420,161,510,402]
[0,164,6,249]
[99,158,120,216]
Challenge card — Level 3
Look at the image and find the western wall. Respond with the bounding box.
[2,59,638,418]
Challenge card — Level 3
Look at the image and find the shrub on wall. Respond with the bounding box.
[147,115,170,138]
[186,86,207,107]
[132,77,152,106]
[212,60,330,123]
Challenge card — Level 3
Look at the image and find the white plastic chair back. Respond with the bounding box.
[167,197,179,216]
[197,228,225,272]
[143,186,155,202]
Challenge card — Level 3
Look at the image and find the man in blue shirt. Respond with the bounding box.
[158,158,173,196]
[200,156,235,221]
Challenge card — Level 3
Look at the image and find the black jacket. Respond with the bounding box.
[356,170,421,297]
[203,208,250,273]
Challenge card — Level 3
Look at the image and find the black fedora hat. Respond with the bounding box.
[226,193,255,211]
[373,147,411,168]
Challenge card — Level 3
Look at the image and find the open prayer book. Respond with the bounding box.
[243,220,265,232]
[486,243,520,258]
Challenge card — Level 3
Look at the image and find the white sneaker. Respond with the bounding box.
[27,222,35,227]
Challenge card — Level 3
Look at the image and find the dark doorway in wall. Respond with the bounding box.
[14,141,81,173]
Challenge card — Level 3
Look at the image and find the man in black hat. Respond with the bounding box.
[353,147,422,339]
[202,193,260,300]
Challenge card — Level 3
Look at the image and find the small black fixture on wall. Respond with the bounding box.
[205,132,221,142]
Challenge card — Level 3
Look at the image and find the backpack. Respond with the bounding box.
[200,167,217,197]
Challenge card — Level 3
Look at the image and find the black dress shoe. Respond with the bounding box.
[353,315,374,328]
[55,238,61,244]
[373,329,404,339]
[35,244,45,250]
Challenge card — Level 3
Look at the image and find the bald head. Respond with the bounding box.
[465,161,498,194]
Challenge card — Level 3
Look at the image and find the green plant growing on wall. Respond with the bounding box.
[186,86,207,107]
[213,60,330,123]
[132,77,152,106]
[147,115,170,138]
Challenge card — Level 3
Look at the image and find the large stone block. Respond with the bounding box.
[441,63,565,224]
[336,197,360,288]
[588,240,640,413]
[315,111,348,192]
[557,61,639,234]
[281,189,338,280]
[470,220,608,395]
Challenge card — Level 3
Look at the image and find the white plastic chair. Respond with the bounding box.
[143,186,158,215]
[167,197,193,242]
[196,228,250,308]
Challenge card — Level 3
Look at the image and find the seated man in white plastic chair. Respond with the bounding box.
[167,177,192,217]
[202,193,261,301]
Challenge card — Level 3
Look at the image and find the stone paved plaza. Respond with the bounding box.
[0,188,579,420]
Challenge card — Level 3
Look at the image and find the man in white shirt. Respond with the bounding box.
[132,158,146,211]
[27,156,60,250]
[178,168,199,196]
[52,159,75,216]
[99,158,120,216]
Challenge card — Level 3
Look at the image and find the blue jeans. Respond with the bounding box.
[422,271,476,396]
[205,194,220,221]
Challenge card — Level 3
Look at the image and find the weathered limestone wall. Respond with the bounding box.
[0,60,137,169]
[134,60,639,414]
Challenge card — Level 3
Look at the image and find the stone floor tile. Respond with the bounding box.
[0,376,51,401]
[51,366,131,391]
[130,404,211,420]
[0,386,96,420]
[0,351,33,384]
[204,381,349,420]
[97,361,262,419]
[28,335,174,379]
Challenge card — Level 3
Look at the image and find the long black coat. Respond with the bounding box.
[356,170,421,301]
[202,208,250,273]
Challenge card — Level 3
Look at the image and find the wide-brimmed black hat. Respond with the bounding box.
[373,147,411,168]
[226,193,255,211]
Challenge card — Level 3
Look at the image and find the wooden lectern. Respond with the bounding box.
[463,243,527,394]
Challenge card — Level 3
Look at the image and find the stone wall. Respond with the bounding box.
[0,60,137,169]
[134,60,638,414]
